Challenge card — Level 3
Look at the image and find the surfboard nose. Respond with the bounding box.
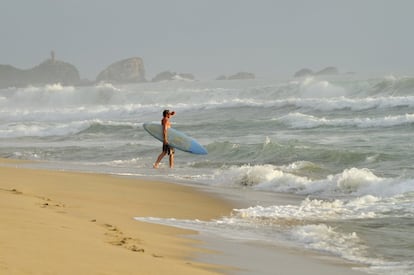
[190,140,208,155]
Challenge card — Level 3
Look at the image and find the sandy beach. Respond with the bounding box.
[0,159,233,274]
[0,159,369,275]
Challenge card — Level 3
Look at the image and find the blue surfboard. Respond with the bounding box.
[143,123,208,155]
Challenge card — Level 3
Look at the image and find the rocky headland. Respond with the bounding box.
[0,54,148,89]
[0,59,80,89]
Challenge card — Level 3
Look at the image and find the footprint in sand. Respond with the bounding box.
[102,223,145,253]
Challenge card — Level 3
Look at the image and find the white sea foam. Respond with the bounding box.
[210,164,310,191]
[134,214,392,273]
[0,120,91,138]
[233,193,414,222]
[278,112,414,128]
[207,165,414,200]
[270,96,414,111]
[290,224,367,260]
[1,81,414,119]
[298,77,347,98]
[0,119,142,138]
[109,158,142,166]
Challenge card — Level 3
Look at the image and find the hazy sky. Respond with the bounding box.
[1,0,413,80]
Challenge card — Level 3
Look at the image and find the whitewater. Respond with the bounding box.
[1,75,413,274]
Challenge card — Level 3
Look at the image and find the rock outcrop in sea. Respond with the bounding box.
[0,54,263,88]
[315,66,338,76]
[151,71,195,82]
[293,68,314,78]
[293,66,339,78]
[0,59,80,88]
[216,72,255,80]
[96,57,146,83]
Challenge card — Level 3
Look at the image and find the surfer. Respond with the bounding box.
[153,109,176,168]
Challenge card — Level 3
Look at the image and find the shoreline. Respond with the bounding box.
[1,158,368,275]
[0,158,234,274]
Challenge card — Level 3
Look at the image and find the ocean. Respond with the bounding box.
[1,75,413,274]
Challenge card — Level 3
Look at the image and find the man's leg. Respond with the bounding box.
[154,151,166,168]
[169,152,174,168]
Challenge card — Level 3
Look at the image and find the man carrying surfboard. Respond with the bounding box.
[153,109,176,168]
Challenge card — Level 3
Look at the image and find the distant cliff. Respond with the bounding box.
[96,57,146,83]
[0,59,80,88]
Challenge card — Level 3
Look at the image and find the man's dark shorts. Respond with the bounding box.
[163,144,174,155]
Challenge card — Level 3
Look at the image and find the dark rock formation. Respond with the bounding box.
[316,66,339,76]
[216,75,227,80]
[228,72,255,80]
[215,72,255,81]
[0,59,80,88]
[152,71,195,82]
[293,67,339,78]
[294,68,314,78]
[177,73,195,81]
[96,57,146,83]
[152,71,175,82]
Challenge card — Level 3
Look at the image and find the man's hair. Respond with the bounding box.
[163,110,170,117]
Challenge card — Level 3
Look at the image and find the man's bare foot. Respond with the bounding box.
[153,163,159,169]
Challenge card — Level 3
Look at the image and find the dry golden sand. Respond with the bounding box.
[0,159,234,274]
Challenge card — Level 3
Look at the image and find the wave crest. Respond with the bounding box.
[207,165,414,198]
